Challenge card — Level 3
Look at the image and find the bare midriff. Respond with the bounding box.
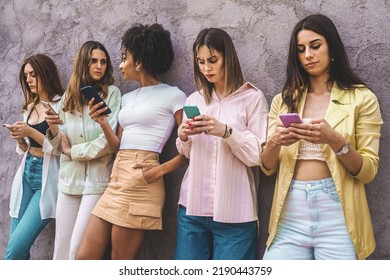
[29,147,44,158]
[293,160,331,180]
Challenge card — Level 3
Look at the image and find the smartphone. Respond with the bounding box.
[183,105,201,118]
[279,113,302,127]
[80,85,112,114]
[41,101,57,115]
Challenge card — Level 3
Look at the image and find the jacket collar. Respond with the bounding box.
[211,82,257,101]
[326,83,351,128]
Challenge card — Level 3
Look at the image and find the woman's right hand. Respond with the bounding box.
[88,98,108,126]
[178,119,192,142]
[178,116,208,141]
[44,109,63,137]
[261,122,299,172]
[269,122,300,146]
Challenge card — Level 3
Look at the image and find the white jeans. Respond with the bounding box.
[263,177,357,260]
[53,191,102,259]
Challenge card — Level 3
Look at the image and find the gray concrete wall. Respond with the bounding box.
[0,0,389,259]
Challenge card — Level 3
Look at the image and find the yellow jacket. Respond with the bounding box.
[261,84,383,260]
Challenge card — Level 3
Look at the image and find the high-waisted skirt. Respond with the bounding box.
[92,149,164,230]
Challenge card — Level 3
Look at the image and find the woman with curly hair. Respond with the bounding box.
[45,41,121,259]
[76,23,187,260]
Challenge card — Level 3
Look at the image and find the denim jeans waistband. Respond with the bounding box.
[290,177,334,191]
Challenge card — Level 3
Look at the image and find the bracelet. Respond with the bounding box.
[222,124,228,138]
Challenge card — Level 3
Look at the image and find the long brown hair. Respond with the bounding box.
[63,41,114,113]
[193,28,243,104]
[283,14,365,112]
[19,54,64,111]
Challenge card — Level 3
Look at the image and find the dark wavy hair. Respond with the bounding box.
[63,41,114,113]
[193,28,243,104]
[121,23,174,78]
[19,53,64,111]
[283,14,365,112]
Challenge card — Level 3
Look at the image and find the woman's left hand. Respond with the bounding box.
[289,118,340,145]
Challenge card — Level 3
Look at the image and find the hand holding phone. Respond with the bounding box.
[279,113,302,127]
[183,105,201,119]
[80,85,111,115]
[41,101,57,115]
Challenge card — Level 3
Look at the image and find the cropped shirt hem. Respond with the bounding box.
[58,185,107,195]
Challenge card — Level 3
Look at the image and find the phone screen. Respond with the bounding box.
[183,105,201,118]
[80,86,111,114]
[279,113,302,127]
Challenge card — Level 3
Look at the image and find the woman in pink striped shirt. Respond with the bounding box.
[175,28,269,259]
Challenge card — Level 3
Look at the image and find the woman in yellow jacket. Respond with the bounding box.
[260,14,382,260]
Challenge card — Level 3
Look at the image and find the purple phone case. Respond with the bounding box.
[279,113,302,127]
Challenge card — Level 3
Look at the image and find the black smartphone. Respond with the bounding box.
[183,105,201,118]
[80,85,111,114]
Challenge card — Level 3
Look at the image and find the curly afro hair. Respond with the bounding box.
[121,23,174,78]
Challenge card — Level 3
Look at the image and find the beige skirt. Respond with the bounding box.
[92,149,165,230]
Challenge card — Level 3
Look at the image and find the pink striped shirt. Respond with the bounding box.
[176,82,268,223]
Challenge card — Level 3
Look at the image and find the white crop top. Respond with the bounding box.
[297,140,326,161]
[118,83,187,153]
[297,118,325,161]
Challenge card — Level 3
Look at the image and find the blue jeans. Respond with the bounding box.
[175,206,258,260]
[4,154,51,260]
[263,177,357,260]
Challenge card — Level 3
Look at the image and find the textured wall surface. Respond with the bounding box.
[0,0,389,260]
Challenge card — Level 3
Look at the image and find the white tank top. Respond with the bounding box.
[297,118,326,161]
